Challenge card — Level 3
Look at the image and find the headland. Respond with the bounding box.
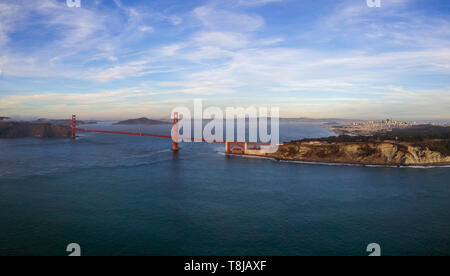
[241,125,450,167]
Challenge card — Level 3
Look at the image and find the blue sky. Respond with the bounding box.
[0,0,449,119]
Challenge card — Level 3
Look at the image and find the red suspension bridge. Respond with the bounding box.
[71,113,274,154]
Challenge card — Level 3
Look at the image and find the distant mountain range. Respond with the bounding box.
[114,118,170,125]
[279,118,358,124]
[33,118,98,126]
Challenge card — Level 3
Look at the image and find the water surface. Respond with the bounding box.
[0,122,449,256]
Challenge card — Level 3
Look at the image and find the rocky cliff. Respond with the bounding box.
[266,141,450,166]
[0,122,71,138]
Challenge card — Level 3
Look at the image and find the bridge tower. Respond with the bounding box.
[71,115,76,139]
[172,112,180,151]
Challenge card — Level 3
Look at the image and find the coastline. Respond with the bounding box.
[275,158,450,168]
[226,152,450,168]
[323,125,351,136]
[227,124,450,168]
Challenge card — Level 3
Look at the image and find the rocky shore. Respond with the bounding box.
[264,141,450,166]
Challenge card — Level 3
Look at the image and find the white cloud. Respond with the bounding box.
[193,6,264,32]
[159,44,187,56]
[235,0,282,7]
[139,25,154,33]
[320,0,450,50]
[192,32,249,50]
[1,0,449,119]
[85,62,175,82]
[0,1,28,46]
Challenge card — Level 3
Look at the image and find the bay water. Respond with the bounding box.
[0,122,449,256]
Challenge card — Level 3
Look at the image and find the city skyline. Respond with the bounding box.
[0,0,449,120]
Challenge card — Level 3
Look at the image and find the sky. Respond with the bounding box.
[0,0,449,120]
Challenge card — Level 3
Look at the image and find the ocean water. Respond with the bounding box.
[0,122,449,256]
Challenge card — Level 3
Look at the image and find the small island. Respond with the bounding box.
[114,117,169,126]
[258,125,450,167]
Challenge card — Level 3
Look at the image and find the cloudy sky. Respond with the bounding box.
[0,0,449,120]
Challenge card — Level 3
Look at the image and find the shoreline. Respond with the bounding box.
[275,158,450,168]
[226,153,450,168]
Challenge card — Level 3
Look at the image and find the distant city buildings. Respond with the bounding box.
[329,119,419,136]
[431,123,450,127]
[350,119,417,133]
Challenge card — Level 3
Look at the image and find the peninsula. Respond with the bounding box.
[114,117,169,125]
[256,125,450,167]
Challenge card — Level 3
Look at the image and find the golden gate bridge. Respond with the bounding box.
[71,113,273,155]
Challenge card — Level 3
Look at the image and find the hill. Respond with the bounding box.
[0,122,71,138]
[114,118,169,125]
